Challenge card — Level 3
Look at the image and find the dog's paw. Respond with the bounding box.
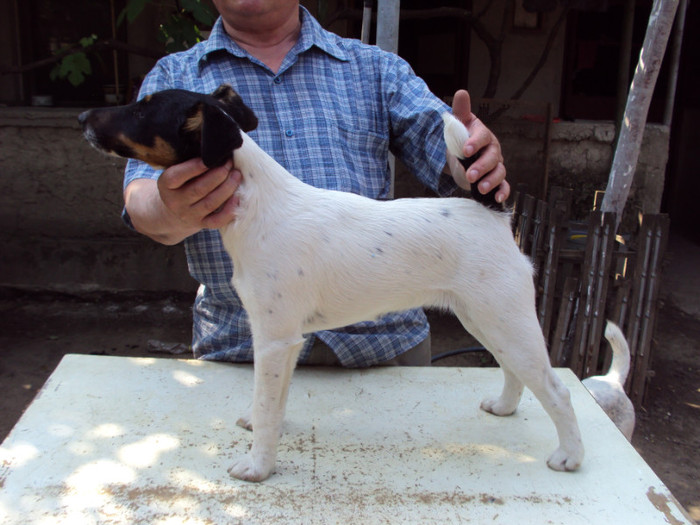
[480,396,518,417]
[546,445,583,472]
[236,413,252,431]
[228,455,274,482]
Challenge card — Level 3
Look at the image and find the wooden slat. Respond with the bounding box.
[628,214,670,405]
[514,194,536,253]
[547,186,573,223]
[569,212,616,376]
[605,278,632,376]
[530,199,549,262]
[624,242,647,395]
[582,212,618,377]
[549,276,579,366]
[537,207,568,337]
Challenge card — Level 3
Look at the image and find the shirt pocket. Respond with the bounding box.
[296,121,392,200]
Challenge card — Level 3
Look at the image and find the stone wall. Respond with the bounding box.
[499,119,669,224]
[397,118,670,231]
[0,107,195,293]
[1,107,669,293]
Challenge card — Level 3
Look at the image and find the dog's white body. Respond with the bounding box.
[221,113,584,481]
[583,322,635,440]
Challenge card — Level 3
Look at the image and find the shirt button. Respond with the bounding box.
[273,76,282,84]
[285,129,294,137]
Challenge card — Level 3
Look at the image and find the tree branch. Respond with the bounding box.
[0,39,163,76]
[600,0,679,230]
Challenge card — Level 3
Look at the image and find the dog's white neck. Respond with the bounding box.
[233,133,294,191]
[220,132,310,243]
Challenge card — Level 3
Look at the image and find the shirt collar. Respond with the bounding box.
[198,6,348,69]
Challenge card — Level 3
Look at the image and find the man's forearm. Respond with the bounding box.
[124,179,200,246]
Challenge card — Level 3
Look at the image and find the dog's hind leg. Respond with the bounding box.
[535,369,584,471]
[228,332,304,482]
[480,363,524,416]
[455,308,583,471]
[494,332,583,471]
[451,312,524,415]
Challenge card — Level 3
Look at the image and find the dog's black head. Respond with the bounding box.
[78,84,258,169]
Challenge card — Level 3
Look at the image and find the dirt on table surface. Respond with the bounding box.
[0,236,698,522]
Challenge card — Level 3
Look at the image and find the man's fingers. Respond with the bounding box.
[191,169,241,217]
[475,161,507,194]
[183,161,234,203]
[201,170,242,229]
[466,143,504,183]
[495,180,511,203]
[202,194,240,230]
[159,158,209,190]
[451,89,473,125]
[157,159,241,230]
[464,121,495,159]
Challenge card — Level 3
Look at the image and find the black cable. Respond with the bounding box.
[431,346,487,363]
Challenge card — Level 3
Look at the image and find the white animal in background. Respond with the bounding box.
[583,321,636,441]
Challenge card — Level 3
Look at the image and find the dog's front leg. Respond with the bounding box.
[228,335,304,482]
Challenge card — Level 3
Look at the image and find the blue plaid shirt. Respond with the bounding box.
[124,7,456,367]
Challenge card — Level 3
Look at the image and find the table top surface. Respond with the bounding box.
[0,354,693,525]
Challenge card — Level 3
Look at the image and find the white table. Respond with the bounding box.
[0,355,693,524]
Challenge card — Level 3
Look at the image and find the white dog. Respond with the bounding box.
[79,86,584,482]
[583,322,635,440]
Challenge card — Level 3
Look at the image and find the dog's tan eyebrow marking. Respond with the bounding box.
[119,133,178,168]
[183,107,204,133]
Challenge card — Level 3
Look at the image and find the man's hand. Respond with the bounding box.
[124,158,241,245]
[158,158,241,231]
[449,89,510,204]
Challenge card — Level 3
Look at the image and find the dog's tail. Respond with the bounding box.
[603,321,631,385]
[441,112,503,210]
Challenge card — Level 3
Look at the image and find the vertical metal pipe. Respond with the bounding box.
[663,0,687,126]
[375,0,400,197]
[376,0,400,197]
[110,0,120,102]
[361,0,373,45]
[13,0,24,101]
[376,0,400,53]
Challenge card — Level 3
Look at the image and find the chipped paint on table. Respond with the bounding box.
[0,355,693,524]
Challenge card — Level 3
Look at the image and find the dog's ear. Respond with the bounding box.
[211,84,258,132]
[200,102,243,168]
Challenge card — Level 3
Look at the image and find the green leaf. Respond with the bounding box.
[53,51,92,86]
[78,34,97,48]
[66,53,92,86]
[160,15,205,51]
[121,0,149,24]
[181,0,216,26]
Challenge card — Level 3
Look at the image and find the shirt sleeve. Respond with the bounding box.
[381,52,457,197]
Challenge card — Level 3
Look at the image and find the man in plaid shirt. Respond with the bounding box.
[123,0,510,367]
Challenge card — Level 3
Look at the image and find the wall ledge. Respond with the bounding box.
[0,106,87,128]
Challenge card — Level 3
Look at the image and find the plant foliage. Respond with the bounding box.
[50,34,98,86]
[52,0,216,85]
